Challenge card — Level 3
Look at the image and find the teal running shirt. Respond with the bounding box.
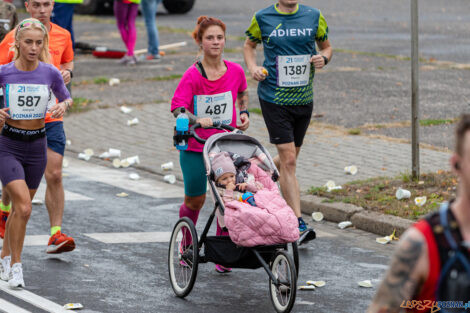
[246,3,328,106]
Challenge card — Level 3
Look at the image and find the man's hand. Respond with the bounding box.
[238,113,250,131]
[60,69,71,84]
[49,100,70,119]
[251,66,268,81]
[196,117,213,128]
[310,54,327,69]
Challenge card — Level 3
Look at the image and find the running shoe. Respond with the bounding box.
[0,256,11,281]
[140,54,161,63]
[215,264,232,273]
[298,219,316,245]
[8,263,24,289]
[46,231,76,254]
[0,210,9,239]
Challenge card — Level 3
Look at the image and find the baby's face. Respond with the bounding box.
[217,172,235,186]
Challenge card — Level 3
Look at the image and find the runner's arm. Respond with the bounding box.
[60,61,74,84]
[367,227,428,313]
[172,107,198,124]
[310,39,332,69]
[243,39,267,82]
[237,89,249,131]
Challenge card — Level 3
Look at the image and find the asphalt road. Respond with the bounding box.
[0,157,396,313]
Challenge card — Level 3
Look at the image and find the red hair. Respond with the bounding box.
[192,16,226,45]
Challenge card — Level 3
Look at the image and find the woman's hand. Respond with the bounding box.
[238,113,250,131]
[49,99,71,119]
[251,66,268,82]
[0,108,10,123]
[196,117,213,128]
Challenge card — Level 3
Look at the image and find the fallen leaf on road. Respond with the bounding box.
[116,192,129,197]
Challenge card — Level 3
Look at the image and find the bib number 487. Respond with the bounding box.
[17,95,41,107]
[205,103,227,115]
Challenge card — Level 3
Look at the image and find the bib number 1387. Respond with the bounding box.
[283,63,308,76]
[277,54,311,87]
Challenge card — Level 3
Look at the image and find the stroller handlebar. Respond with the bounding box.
[190,123,241,144]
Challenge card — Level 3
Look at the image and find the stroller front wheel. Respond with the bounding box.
[168,217,199,298]
[269,250,297,313]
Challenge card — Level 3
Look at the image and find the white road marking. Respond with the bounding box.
[315,229,337,238]
[84,231,172,244]
[64,158,182,198]
[0,281,68,313]
[0,298,32,313]
[34,182,94,202]
[0,235,49,248]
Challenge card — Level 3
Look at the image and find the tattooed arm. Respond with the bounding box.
[368,228,429,313]
[237,90,250,131]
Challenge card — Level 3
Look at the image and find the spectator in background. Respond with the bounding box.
[0,0,18,42]
[140,0,162,62]
[114,0,140,65]
[51,0,83,48]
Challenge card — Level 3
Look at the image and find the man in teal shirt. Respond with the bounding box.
[243,0,332,244]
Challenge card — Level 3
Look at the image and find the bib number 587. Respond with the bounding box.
[17,96,41,107]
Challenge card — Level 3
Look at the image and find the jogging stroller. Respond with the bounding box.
[168,124,299,313]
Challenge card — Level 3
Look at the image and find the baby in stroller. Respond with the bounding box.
[211,151,299,248]
[212,152,264,205]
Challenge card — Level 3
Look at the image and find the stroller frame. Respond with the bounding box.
[168,125,299,313]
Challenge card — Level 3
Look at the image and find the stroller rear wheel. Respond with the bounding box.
[168,217,199,298]
[269,250,297,313]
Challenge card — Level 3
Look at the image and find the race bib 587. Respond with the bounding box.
[5,84,50,120]
[194,91,233,125]
[276,54,311,87]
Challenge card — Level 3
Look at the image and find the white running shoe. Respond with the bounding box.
[0,256,11,281]
[8,263,25,289]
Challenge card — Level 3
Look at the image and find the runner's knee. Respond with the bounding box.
[13,203,31,220]
[45,167,62,185]
[185,195,205,211]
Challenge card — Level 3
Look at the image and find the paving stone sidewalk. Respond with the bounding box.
[64,102,451,191]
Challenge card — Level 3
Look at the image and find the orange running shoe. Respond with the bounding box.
[0,211,9,239]
[47,231,76,254]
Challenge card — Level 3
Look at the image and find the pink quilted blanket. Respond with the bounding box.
[224,163,299,247]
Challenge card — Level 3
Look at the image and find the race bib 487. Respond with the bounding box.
[194,91,233,125]
[5,84,50,120]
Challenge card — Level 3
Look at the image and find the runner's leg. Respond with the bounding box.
[44,148,64,230]
[4,180,35,265]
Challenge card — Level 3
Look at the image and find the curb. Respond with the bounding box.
[301,194,413,237]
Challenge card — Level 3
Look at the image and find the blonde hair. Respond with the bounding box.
[13,18,51,63]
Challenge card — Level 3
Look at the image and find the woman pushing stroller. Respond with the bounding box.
[170,15,249,273]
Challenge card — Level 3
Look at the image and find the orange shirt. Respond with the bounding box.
[0,22,74,123]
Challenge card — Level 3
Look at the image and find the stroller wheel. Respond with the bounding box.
[168,217,199,298]
[269,251,297,313]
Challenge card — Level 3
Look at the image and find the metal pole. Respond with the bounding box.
[411,0,420,179]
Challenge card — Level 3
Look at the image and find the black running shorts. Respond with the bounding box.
[259,98,313,147]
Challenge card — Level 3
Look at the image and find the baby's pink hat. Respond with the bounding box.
[212,152,236,180]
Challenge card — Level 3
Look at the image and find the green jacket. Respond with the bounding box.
[54,0,84,4]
